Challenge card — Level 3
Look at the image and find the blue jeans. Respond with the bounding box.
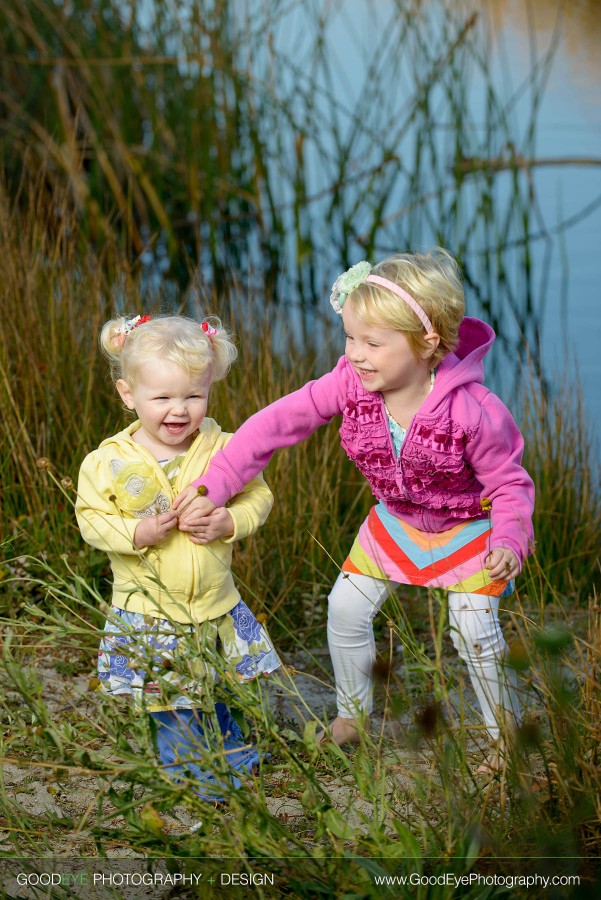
[150,703,261,801]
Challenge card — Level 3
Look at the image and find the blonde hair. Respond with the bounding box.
[347,247,465,368]
[100,314,237,387]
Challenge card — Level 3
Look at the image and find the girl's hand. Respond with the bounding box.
[182,507,234,544]
[133,511,178,549]
[485,548,520,581]
[172,485,216,525]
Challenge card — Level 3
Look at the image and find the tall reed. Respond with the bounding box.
[1,176,598,623]
[0,3,599,888]
[0,186,598,897]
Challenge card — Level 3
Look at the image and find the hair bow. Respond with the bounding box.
[201,321,218,347]
[114,314,151,346]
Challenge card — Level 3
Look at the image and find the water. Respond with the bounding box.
[483,0,601,434]
[254,0,601,437]
[136,0,601,440]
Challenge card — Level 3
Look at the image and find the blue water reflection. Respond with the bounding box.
[264,0,601,431]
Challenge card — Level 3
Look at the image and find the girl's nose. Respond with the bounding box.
[348,344,365,363]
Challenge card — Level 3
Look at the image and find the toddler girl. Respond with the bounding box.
[174,251,534,771]
[76,314,280,801]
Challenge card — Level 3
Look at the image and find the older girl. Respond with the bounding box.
[175,250,534,771]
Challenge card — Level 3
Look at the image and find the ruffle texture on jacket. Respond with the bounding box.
[339,383,483,524]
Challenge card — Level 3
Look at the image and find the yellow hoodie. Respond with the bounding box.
[76,418,273,624]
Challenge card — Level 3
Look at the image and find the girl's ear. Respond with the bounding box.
[116,379,135,410]
[421,332,440,360]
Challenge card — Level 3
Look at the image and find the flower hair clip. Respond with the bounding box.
[113,314,151,346]
[329,261,372,314]
[200,321,218,348]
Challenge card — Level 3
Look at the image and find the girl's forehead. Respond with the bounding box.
[135,358,211,389]
[341,306,390,334]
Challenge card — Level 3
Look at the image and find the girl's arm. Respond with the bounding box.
[464,392,535,569]
[76,453,145,554]
[173,357,348,519]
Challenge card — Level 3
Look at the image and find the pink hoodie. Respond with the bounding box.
[194,317,534,566]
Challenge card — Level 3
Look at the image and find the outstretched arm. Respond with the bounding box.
[173,357,348,524]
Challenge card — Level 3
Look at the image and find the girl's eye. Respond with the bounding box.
[368,342,380,348]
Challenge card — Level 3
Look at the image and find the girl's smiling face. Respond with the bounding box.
[116,360,211,458]
[341,304,432,397]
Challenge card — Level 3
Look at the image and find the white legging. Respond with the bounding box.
[327,572,520,740]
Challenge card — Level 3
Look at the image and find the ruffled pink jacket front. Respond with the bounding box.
[194,317,534,567]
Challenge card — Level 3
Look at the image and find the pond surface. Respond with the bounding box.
[484,0,601,436]
[134,0,600,442]
[265,0,601,440]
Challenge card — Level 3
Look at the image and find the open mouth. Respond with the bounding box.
[163,422,188,434]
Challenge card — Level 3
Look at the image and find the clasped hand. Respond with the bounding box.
[173,484,223,544]
[133,485,227,549]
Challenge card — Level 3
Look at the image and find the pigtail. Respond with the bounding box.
[99,316,129,382]
[203,315,238,382]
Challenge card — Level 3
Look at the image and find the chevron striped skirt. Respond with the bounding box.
[342,502,513,596]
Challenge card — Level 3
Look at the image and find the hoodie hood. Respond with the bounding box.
[429,316,495,401]
[94,416,227,495]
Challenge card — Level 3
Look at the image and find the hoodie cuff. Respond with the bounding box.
[191,468,241,508]
[221,507,246,543]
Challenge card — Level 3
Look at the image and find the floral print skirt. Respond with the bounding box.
[97,600,281,712]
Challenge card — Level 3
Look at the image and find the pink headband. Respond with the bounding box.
[365,274,433,333]
[330,261,434,333]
